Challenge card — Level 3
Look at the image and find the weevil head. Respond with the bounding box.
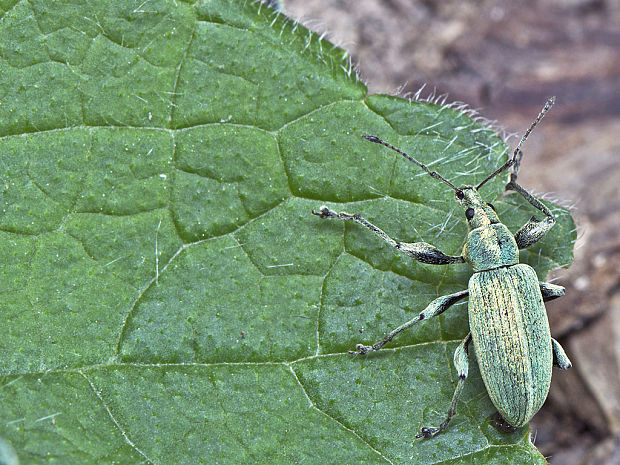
[454,187,500,230]
[456,186,519,271]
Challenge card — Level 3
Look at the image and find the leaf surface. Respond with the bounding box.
[0,1,575,463]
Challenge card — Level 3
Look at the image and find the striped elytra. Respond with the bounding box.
[468,264,553,427]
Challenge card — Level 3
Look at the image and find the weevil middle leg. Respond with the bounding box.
[349,289,469,354]
[417,333,473,438]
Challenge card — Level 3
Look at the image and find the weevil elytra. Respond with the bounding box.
[312,97,572,438]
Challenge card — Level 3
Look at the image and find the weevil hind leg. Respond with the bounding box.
[539,283,571,369]
[552,338,572,369]
[417,333,472,439]
[540,282,565,301]
[350,290,468,355]
[490,411,518,433]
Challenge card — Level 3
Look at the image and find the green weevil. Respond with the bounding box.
[312,97,572,438]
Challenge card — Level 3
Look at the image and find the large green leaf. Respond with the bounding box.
[0,0,575,463]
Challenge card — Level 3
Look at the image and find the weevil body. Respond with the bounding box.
[312,98,572,438]
[460,186,553,428]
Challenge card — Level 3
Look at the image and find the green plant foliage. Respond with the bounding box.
[0,0,575,463]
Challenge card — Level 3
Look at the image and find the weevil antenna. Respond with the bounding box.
[476,96,555,190]
[362,135,459,191]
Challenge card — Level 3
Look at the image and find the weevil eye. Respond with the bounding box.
[486,202,496,211]
[465,208,475,220]
[455,190,464,200]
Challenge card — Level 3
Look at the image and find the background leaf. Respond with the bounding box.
[0,0,575,463]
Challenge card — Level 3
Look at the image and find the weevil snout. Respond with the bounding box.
[455,187,500,229]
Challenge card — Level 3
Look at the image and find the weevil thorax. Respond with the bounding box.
[455,187,519,272]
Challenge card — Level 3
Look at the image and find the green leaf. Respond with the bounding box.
[0,0,575,464]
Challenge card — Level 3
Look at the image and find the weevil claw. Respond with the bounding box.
[349,344,372,355]
[312,206,332,218]
[415,426,440,439]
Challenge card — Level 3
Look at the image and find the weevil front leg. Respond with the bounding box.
[312,206,465,265]
[350,289,468,355]
[417,333,473,439]
[506,153,556,249]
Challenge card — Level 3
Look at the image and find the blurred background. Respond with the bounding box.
[281,1,620,463]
